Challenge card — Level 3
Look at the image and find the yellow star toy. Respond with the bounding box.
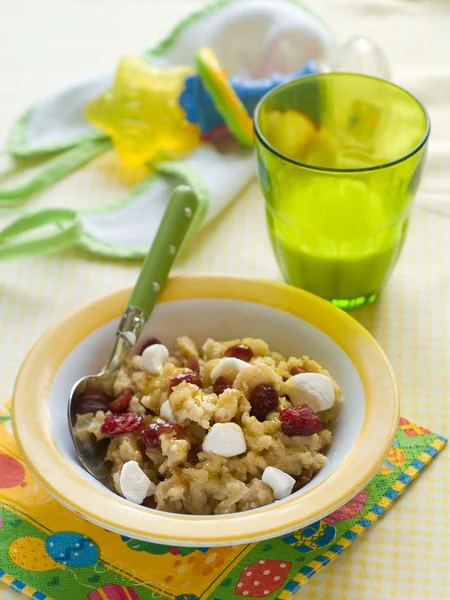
[85,57,201,167]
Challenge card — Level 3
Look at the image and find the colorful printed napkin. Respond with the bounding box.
[0,397,446,600]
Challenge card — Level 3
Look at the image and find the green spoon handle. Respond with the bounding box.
[128,185,199,318]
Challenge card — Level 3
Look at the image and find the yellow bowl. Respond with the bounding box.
[13,275,399,546]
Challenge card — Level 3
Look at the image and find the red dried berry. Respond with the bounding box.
[213,376,233,395]
[110,388,133,413]
[290,365,307,376]
[140,337,161,354]
[141,423,160,448]
[141,421,186,448]
[168,372,202,395]
[76,389,111,415]
[292,475,312,492]
[280,404,321,436]
[249,384,278,421]
[160,422,185,438]
[225,344,254,362]
[101,412,143,434]
[186,357,200,374]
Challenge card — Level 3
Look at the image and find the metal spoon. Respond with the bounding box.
[68,185,199,482]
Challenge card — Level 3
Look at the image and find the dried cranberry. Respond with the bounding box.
[280,404,321,436]
[225,344,254,362]
[186,357,200,374]
[76,389,111,415]
[142,496,157,509]
[168,372,202,395]
[110,388,133,413]
[290,365,306,376]
[101,412,143,434]
[213,376,233,395]
[293,475,312,492]
[141,421,185,448]
[140,337,161,354]
[249,384,278,421]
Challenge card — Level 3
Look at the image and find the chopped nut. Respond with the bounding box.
[169,382,215,429]
[175,336,200,360]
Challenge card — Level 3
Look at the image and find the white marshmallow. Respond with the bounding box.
[160,400,174,421]
[142,344,169,374]
[210,357,250,383]
[262,466,296,500]
[119,461,157,505]
[202,423,246,457]
[284,373,335,412]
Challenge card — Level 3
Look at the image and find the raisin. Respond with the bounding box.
[101,412,143,434]
[76,389,111,415]
[213,376,233,395]
[187,444,201,464]
[225,344,254,362]
[249,384,278,421]
[110,388,133,413]
[280,404,321,436]
[140,337,161,354]
[186,357,200,374]
[293,475,312,492]
[141,423,160,448]
[142,496,157,509]
[141,421,186,448]
[168,372,202,395]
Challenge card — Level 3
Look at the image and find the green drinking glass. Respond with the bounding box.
[254,73,430,309]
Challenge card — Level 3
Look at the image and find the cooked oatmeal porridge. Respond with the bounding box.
[75,336,341,514]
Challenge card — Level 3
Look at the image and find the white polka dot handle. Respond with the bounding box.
[128,185,200,319]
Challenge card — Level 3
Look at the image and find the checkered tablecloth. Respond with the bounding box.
[0,0,449,598]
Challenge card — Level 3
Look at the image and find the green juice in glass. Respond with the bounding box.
[255,74,429,308]
[266,177,408,308]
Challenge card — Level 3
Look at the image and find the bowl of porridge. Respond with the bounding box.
[13,275,399,546]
